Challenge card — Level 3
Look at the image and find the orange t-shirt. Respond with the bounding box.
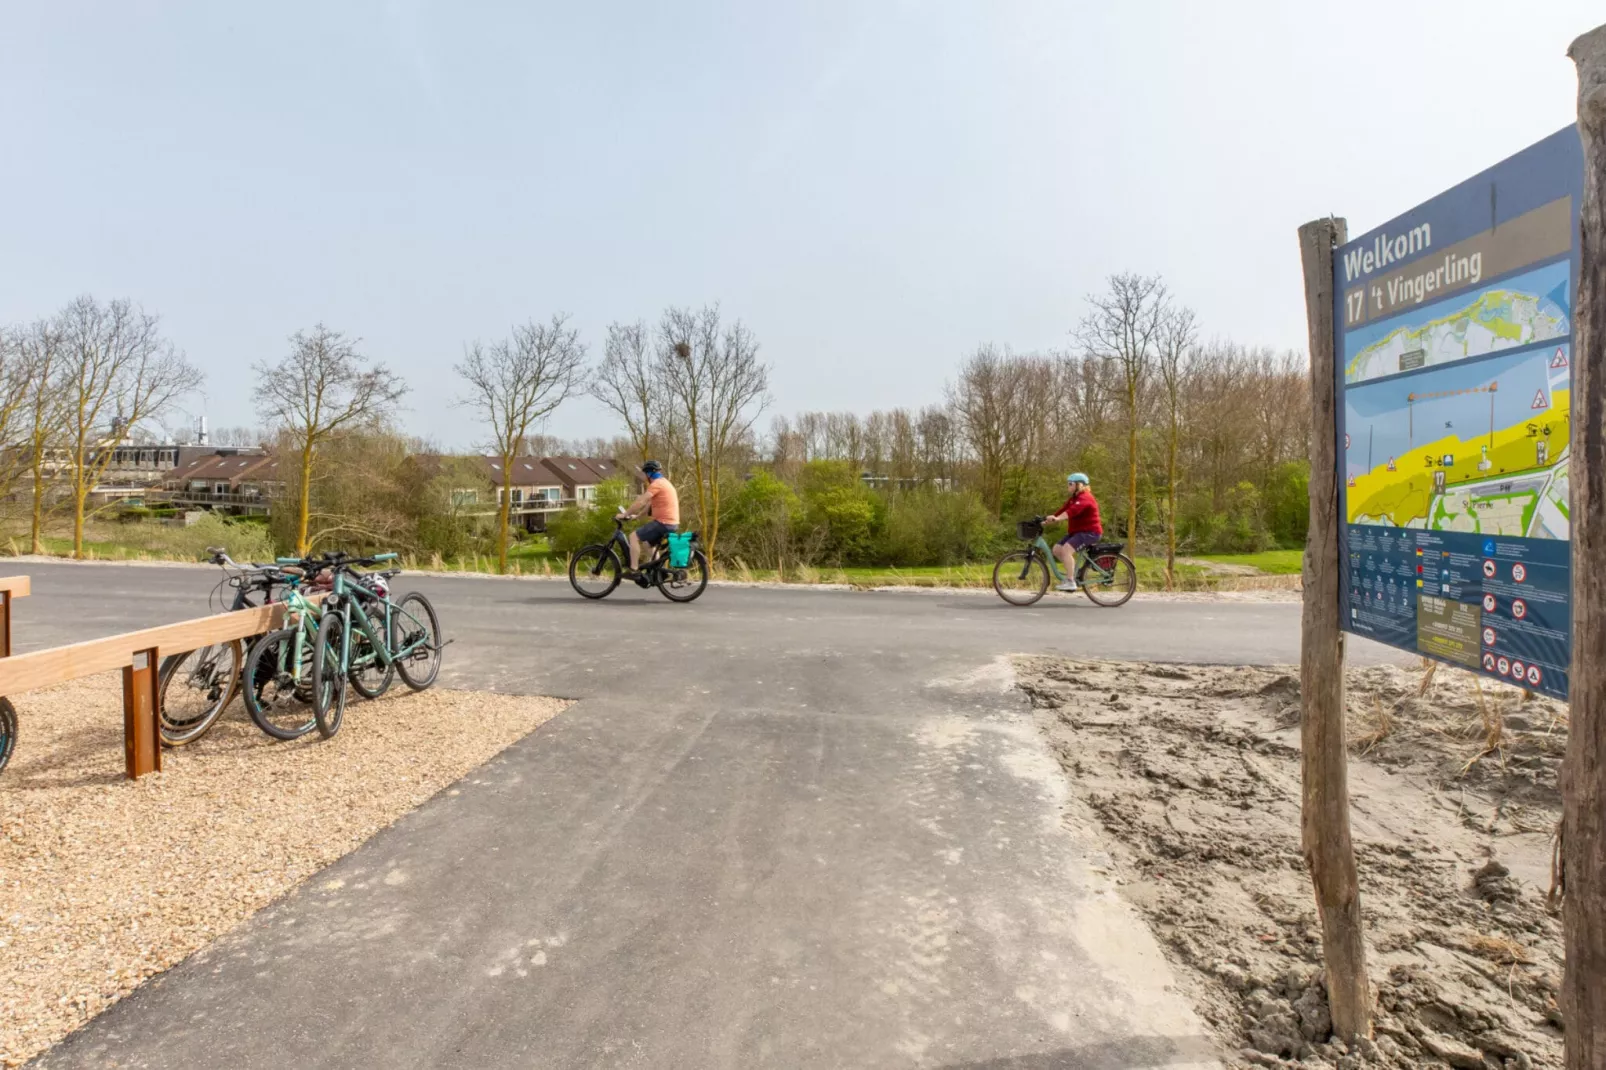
[646,479,680,525]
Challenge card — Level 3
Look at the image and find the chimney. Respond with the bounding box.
[198,416,209,446]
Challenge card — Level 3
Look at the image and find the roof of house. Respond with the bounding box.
[410,455,619,489]
[165,452,281,486]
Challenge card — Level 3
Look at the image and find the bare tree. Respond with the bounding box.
[948,346,1038,516]
[1155,305,1197,587]
[1078,273,1170,547]
[13,320,70,552]
[56,297,198,557]
[255,324,407,554]
[591,320,665,462]
[456,314,586,573]
[656,305,769,560]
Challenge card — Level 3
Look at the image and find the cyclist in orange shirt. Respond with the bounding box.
[617,460,680,574]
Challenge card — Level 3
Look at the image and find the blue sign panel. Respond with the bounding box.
[1334,126,1581,699]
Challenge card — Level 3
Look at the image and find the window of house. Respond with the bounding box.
[213,483,229,496]
[451,489,478,507]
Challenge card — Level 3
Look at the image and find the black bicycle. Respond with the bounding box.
[158,548,296,746]
[568,518,709,603]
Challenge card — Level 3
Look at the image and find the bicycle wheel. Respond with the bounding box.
[347,618,396,700]
[312,609,348,739]
[568,545,622,599]
[656,551,709,603]
[158,641,243,746]
[1080,552,1138,608]
[242,628,318,740]
[0,697,15,773]
[993,550,1049,606]
[391,592,442,691]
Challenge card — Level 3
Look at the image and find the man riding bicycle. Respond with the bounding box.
[1047,472,1101,592]
[617,460,679,574]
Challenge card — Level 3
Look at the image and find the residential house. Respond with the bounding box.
[159,451,282,515]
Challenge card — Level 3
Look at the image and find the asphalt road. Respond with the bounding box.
[16,564,1407,1069]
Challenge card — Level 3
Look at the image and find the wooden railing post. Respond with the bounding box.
[1,589,12,659]
[122,648,161,779]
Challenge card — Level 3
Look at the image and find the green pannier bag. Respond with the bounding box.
[666,531,695,568]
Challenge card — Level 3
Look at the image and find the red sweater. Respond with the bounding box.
[1057,490,1102,535]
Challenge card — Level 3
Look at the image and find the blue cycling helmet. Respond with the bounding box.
[1066,472,1090,485]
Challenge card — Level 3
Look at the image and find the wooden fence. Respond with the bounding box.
[0,575,307,779]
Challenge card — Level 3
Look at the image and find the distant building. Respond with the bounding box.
[415,455,622,532]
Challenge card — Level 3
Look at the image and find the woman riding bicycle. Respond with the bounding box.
[1047,473,1101,592]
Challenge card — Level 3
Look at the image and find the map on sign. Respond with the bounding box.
[1345,345,1571,537]
[1335,125,1579,701]
[1344,261,1571,384]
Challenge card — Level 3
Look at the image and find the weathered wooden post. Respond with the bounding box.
[1297,216,1371,1041]
[1564,22,1606,1067]
[122,648,161,778]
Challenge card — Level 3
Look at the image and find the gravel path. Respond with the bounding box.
[0,676,566,1068]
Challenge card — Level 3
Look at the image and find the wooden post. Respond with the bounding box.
[0,589,11,659]
[122,648,160,779]
[1297,215,1370,1040]
[1564,23,1606,1066]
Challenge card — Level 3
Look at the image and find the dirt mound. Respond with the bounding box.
[1018,657,1565,1069]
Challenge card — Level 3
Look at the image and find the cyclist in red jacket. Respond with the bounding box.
[1048,472,1101,592]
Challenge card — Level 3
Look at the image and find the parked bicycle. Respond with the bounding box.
[158,548,295,746]
[568,518,708,603]
[992,517,1137,608]
[308,551,443,738]
[239,558,331,741]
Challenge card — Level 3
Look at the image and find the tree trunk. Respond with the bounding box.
[72,485,86,560]
[1297,214,1371,1042]
[297,442,315,554]
[1127,382,1139,547]
[1166,416,1178,589]
[30,468,45,555]
[1564,24,1606,1067]
[497,452,513,575]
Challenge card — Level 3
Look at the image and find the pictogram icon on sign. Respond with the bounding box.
[1527,664,1542,687]
[1483,653,1497,671]
[1531,389,1549,410]
[1483,626,1497,647]
[1512,598,1528,620]
[1482,593,1497,613]
[1482,559,1497,578]
[1386,457,1397,471]
[1512,660,1526,681]
[1497,657,1511,676]
[1512,563,1527,583]
[1551,347,1569,369]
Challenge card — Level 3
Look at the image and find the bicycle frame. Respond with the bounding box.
[1022,535,1115,584]
[326,564,430,676]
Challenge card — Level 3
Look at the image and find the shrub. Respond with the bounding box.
[143,512,280,562]
[545,477,633,555]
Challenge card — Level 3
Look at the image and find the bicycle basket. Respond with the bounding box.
[1017,518,1044,541]
[666,531,695,569]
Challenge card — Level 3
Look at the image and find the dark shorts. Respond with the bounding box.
[1057,530,1101,551]
[636,519,677,546]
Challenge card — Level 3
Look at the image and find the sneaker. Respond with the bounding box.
[1056,581,1078,593]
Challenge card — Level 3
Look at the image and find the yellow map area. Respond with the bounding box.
[1346,388,1570,526]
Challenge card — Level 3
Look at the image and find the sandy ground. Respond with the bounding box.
[0,675,566,1068]
[1017,656,1566,1069]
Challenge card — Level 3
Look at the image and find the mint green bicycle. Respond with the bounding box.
[241,564,329,740]
[992,517,1137,607]
[310,552,442,739]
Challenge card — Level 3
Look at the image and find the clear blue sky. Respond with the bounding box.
[2,2,1599,449]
